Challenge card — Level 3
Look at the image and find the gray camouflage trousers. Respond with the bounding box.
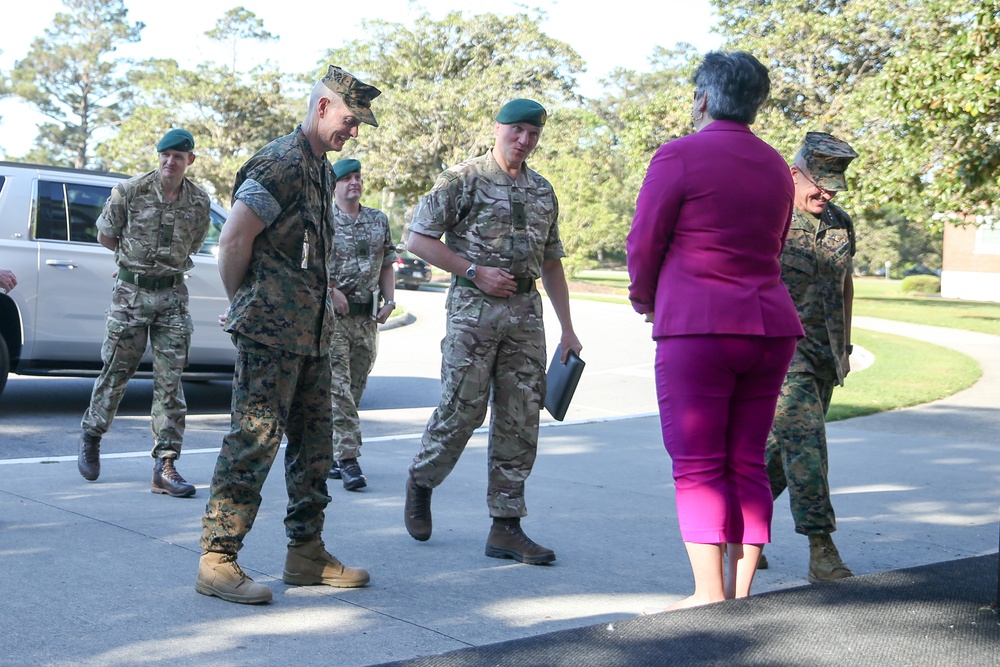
[201,335,334,554]
[765,371,837,535]
[331,314,378,462]
[410,286,546,518]
[81,280,191,459]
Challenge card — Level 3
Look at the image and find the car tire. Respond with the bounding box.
[0,335,9,398]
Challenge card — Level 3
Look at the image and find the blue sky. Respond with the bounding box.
[0,0,723,157]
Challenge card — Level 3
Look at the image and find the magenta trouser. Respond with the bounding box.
[655,334,797,544]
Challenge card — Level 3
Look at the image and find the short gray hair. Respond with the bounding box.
[692,51,771,124]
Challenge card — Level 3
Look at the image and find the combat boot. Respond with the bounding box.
[283,539,370,587]
[485,518,556,565]
[404,474,432,541]
[77,432,101,481]
[196,552,272,604]
[339,458,367,491]
[151,458,196,498]
[808,534,853,583]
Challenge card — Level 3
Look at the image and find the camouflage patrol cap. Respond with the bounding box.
[333,158,361,181]
[321,65,382,127]
[796,132,858,192]
[495,99,547,127]
[157,128,195,153]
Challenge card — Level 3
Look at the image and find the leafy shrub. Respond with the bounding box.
[901,275,941,294]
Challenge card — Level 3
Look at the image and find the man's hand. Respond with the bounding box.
[559,331,583,363]
[375,303,394,324]
[330,287,349,315]
[474,266,518,297]
[0,269,17,293]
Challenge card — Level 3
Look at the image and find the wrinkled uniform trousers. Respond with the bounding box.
[81,281,191,459]
[201,335,334,553]
[765,371,837,535]
[410,287,546,518]
[331,314,378,462]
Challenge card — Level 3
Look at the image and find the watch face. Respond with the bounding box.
[466,265,477,279]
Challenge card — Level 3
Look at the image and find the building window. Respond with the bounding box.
[975,224,1000,255]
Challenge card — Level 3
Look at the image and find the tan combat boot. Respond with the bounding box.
[283,539,370,587]
[196,552,272,604]
[808,534,853,583]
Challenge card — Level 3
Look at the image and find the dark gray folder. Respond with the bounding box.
[544,344,585,421]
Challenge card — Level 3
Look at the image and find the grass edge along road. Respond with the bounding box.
[564,272,993,421]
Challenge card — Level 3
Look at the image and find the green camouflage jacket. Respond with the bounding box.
[226,126,336,357]
[97,169,211,277]
[782,203,855,383]
[409,150,564,279]
[330,204,396,302]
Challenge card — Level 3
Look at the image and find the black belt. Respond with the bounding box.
[346,302,373,316]
[453,276,535,294]
[118,268,184,291]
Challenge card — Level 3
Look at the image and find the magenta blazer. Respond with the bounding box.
[627,120,804,340]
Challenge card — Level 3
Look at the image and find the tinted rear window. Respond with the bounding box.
[35,181,112,243]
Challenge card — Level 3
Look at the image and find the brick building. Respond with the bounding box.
[941,218,1000,302]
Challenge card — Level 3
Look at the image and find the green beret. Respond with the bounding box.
[333,158,361,181]
[495,99,547,127]
[321,65,382,127]
[157,129,195,153]
[796,131,858,192]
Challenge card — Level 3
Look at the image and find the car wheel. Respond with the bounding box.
[0,335,9,397]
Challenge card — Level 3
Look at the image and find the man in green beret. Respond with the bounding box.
[327,158,397,490]
[403,98,582,564]
[762,131,859,582]
[77,128,211,499]
[198,65,380,604]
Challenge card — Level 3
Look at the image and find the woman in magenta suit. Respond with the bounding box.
[627,51,804,612]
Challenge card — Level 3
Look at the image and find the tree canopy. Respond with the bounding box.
[10,0,143,168]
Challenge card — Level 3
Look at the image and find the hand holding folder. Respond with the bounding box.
[544,344,585,421]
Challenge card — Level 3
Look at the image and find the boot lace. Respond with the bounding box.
[161,459,188,484]
[82,438,100,463]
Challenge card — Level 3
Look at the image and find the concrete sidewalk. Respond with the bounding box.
[0,317,997,666]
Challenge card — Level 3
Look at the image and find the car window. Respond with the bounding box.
[198,207,225,256]
[35,180,111,244]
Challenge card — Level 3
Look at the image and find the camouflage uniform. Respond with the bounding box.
[766,201,855,535]
[330,204,396,462]
[408,150,563,518]
[201,126,337,554]
[81,169,211,459]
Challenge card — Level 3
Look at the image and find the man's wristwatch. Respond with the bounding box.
[385,300,396,308]
[465,263,478,280]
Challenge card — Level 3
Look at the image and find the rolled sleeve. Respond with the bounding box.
[234,178,283,227]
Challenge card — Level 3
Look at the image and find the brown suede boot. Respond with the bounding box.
[404,474,432,541]
[196,552,272,604]
[485,518,555,565]
[808,534,853,583]
[77,432,101,481]
[151,458,196,498]
[283,539,370,587]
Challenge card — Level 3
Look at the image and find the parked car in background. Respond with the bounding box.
[394,248,432,290]
[0,161,236,397]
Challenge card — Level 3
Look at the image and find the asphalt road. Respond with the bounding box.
[0,287,661,459]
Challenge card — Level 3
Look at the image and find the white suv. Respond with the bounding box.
[0,161,236,396]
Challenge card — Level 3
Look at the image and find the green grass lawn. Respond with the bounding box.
[853,277,1000,335]
[566,271,990,419]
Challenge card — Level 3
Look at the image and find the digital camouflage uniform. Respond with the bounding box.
[330,203,396,462]
[201,126,338,554]
[81,169,211,459]
[408,150,563,518]
[766,198,855,535]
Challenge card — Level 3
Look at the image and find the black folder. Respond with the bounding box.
[544,344,585,421]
